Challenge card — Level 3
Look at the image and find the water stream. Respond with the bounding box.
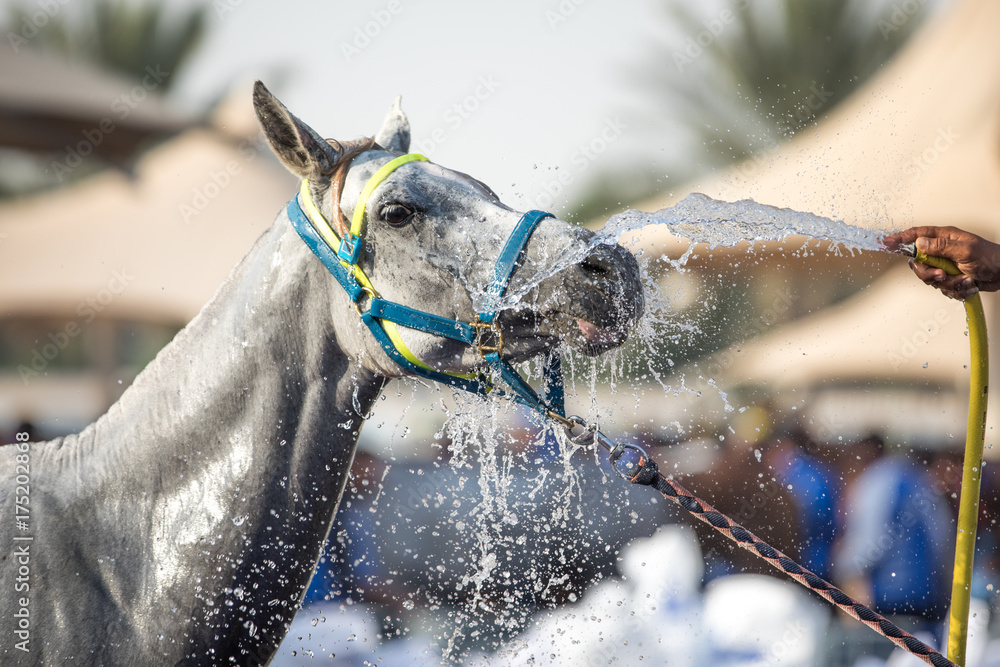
[447,194,895,660]
[602,192,885,252]
[485,192,887,315]
[301,194,898,664]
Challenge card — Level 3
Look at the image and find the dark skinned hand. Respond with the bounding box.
[882,226,1000,300]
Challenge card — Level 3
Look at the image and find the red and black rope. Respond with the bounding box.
[621,451,956,667]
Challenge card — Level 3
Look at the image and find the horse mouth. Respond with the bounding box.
[551,312,632,356]
[497,242,644,359]
[498,310,634,359]
[575,318,628,353]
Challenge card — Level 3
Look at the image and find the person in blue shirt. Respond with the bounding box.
[833,443,954,623]
[764,426,841,581]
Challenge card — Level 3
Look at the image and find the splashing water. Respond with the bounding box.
[318,193,894,664]
[600,192,885,252]
[449,195,887,651]
[482,193,887,314]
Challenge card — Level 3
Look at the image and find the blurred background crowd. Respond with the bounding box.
[260,389,1000,666]
[3,0,1000,664]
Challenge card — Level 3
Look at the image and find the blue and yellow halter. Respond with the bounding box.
[285,152,566,420]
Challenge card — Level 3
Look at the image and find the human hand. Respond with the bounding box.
[882,226,1000,300]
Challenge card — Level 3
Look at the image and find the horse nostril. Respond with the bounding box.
[580,254,613,278]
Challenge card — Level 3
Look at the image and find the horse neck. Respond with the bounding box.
[78,214,384,492]
[48,214,387,646]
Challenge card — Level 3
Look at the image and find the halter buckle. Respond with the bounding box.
[473,318,504,357]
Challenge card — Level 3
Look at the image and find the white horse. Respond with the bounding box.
[0,82,643,665]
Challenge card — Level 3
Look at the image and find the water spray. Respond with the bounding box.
[569,197,990,664]
[546,409,959,666]
[538,222,991,665]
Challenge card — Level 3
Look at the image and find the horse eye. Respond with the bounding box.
[381,204,414,226]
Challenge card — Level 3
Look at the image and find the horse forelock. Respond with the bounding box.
[325,137,377,237]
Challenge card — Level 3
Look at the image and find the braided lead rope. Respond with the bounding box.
[638,467,956,667]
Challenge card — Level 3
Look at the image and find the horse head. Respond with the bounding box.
[252,81,643,381]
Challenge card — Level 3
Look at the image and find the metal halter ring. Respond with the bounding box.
[472,318,504,357]
[608,442,652,483]
[353,286,378,317]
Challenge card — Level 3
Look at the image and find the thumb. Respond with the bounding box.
[915,236,950,257]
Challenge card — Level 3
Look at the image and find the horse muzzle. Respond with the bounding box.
[502,241,644,358]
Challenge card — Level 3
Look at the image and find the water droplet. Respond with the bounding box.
[754,448,762,462]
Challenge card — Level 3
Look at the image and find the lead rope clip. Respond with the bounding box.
[560,414,656,484]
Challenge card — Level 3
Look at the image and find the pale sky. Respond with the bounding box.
[1,0,949,210]
[170,0,673,211]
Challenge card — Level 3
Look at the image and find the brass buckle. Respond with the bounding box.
[473,318,504,358]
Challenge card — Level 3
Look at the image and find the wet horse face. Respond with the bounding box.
[253,82,643,377]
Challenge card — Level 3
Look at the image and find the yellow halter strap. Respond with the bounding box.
[298,154,476,379]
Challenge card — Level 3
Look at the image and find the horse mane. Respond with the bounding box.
[325,136,377,237]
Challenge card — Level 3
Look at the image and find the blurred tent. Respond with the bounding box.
[0,46,197,164]
[622,0,1000,447]
[0,86,292,323]
[715,266,971,447]
[718,266,969,388]
[0,82,295,434]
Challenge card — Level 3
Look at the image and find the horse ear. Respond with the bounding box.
[253,80,342,180]
[375,96,411,153]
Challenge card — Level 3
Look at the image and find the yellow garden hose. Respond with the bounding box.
[913,250,989,667]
